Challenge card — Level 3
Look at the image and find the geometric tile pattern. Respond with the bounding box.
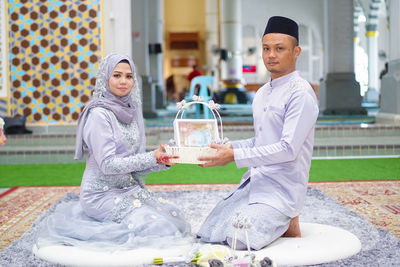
[7,0,102,123]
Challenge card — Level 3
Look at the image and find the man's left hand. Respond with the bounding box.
[198,143,234,167]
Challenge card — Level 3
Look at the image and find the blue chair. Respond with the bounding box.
[185,75,214,119]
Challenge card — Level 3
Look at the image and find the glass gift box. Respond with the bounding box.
[165,97,228,164]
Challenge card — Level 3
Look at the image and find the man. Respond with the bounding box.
[196,16,319,250]
[187,65,203,82]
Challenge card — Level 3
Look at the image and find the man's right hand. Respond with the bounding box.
[198,143,234,167]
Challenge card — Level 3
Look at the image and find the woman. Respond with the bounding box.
[37,54,192,250]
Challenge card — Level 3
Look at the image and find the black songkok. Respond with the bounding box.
[263,16,299,42]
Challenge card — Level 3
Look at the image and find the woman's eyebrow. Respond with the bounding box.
[112,71,133,74]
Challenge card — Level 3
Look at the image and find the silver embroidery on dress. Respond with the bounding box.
[83,109,173,222]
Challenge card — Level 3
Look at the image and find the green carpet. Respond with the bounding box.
[0,158,399,187]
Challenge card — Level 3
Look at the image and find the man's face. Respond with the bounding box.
[262,33,301,80]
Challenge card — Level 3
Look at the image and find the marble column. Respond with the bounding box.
[148,0,166,109]
[376,0,400,124]
[365,0,381,102]
[220,0,242,82]
[131,0,149,76]
[132,0,157,118]
[103,0,133,57]
[205,0,219,86]
[319,0,366,115]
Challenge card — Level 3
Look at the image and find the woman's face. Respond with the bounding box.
[108,62,134,97]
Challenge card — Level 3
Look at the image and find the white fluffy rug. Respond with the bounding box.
[32,222,361,266]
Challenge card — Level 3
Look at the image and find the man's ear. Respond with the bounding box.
[294,46,301,58]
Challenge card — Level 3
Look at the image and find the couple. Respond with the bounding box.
[38,16,318,252]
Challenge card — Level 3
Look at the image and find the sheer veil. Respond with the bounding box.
[74,53,146,159]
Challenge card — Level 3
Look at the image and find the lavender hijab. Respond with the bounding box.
[74,53,146,160]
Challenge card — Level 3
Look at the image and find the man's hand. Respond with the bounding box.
[198,143,234,167]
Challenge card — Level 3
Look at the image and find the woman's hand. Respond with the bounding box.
[154,144,179,166]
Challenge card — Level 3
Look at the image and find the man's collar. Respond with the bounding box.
[269,71,299,88]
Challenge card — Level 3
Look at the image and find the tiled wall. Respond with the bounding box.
[6,0,102,123]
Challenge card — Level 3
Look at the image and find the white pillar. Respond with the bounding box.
[148,0,166,108]
[131,0,150,76]
[388,0,400,61]
[325,0,354,73]
[377,0,400,124]
[319,0,365,115]
[205,0,219,82]
[365,30,379,102]
[220,0,242,81]
[148,0,163,84]
[132,0,157,117]
[365,0,381,103]
[103,0,133,57]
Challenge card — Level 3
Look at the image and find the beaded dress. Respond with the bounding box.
[36,54,192,250]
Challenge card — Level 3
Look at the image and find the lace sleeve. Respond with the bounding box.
[136,164,170,178]
[102,151,159,175]
[83,109,159,175]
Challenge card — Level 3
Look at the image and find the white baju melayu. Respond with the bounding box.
[198,71,319,250]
